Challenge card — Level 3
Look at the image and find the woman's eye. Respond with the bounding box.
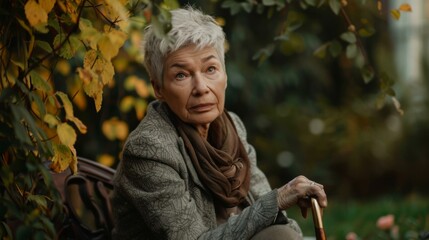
[175,73,186,80]
[207,66,216,73]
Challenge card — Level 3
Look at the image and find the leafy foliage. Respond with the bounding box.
[0,0,171,238]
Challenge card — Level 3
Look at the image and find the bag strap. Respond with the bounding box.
[64,175,111,240]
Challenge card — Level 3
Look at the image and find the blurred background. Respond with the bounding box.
[61,0,428,238]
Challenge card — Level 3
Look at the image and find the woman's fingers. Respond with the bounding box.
[277,175,328,212]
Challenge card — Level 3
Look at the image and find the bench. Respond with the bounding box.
[50,157,115,239]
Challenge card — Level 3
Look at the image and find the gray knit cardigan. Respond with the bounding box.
[111,101,297,239]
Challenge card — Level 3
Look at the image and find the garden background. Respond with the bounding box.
[1,0,428,239]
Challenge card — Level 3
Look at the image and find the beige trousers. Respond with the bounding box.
[251,224,303,240]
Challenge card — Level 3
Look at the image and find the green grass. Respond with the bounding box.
[286,194,429,240]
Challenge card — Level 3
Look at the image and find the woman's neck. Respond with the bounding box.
[195,124,210,139]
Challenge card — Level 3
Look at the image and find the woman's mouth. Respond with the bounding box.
[190,103,215,112]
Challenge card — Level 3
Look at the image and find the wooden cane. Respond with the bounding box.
[311,198,327,240]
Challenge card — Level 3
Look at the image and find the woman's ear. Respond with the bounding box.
[151,80,164,100]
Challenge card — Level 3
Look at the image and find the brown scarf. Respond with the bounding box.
[170,110,251,208]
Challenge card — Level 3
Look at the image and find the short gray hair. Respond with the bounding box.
[142,6,226,87]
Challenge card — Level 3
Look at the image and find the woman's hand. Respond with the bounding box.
[277,175,328,218]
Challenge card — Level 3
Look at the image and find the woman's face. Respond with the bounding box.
[155,44,227,131]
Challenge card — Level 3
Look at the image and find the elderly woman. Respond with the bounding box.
[112,6,327,240]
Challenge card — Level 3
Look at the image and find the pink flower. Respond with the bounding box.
[346,232,358,240]
[376,214,395,230]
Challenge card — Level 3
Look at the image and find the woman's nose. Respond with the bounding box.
[192,73,209,95]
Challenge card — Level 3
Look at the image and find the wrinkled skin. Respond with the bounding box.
[277,175,328,218]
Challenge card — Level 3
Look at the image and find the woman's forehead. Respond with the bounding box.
[165,45,220,66]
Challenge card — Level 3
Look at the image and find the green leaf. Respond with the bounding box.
[329,0,341,15]
[313,43,328,58]
[252,44,275,65]
[29,92,47,117]
[328,40,342,57]
[38,215,56,238]
[358,27,375,37]
[300,1,308,9]
[48,17,60,32]
[11,107,33,145]
[35,40,53,53]
[355,51,365,68]
[53,34,82,59]
[11,103,51,154]
[29,71,52,92]
[241,2,253,13]
[346,43,357,59]
[305,0,318,7]
[340,32,356,43]
[27,194,48,209]
[262,0,276,6]
[1,222,13,239]
[222,0,242,15]
[361,65,374,84]
[386,87,396,96]
[376,93,386,109]
[318,0,327,7]
[16,226,32,240]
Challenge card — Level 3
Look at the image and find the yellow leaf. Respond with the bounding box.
[135,99,147,120]
[215,17,225,27]
[98,27,127,60]
[83,49,98,70]
[81,76,103,112]
[97,154,115,167]
[57,123,76,147]
[112,57,128,73]
[69,146,78,174]
[104,0,130,31]
[390,9,401,20]
[68,116,87,134]
[50,143,73,173]
[399,3,412,12]
[105,27,128,47]
[97,59,115,85]
[57,0,78,23]
[120,96,135,113]
[79,19,102,50]
[43,113,59,127]
[31,101,41,118]
[102,118,129,141]
[94,90,103,112]
[56,59,71,75]
[24,0,48,27]
[135,79,150,98]
[56,91,74,119]
[39,0,56,14]
[124,75,137,91]
[98,35,116,61]
[77,67,95,85]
